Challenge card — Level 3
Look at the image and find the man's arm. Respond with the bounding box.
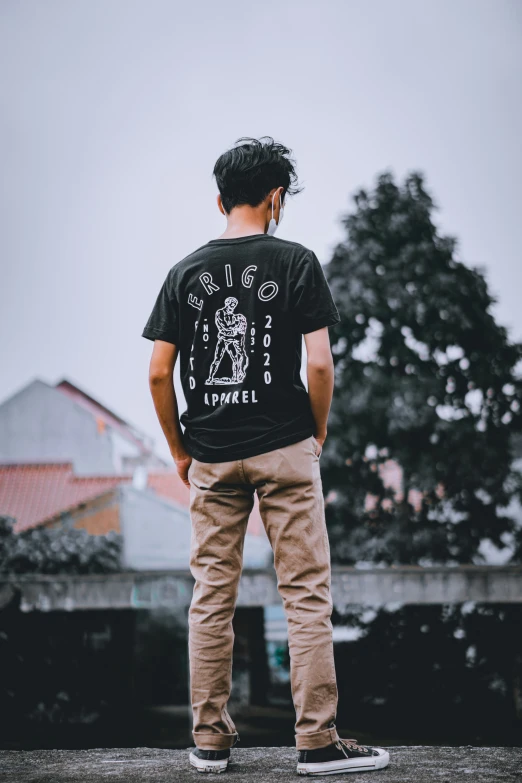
[147,339,192,488]
[304,326,335,454]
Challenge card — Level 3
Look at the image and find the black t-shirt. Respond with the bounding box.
[142,234,341,462]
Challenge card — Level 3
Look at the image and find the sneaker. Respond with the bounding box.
[296,737,390,776]
[189,747,230,774]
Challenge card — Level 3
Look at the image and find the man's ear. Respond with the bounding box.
[217,194,226,216]
[273,186,285,210]
[275,186,285,217]
[266,186,285,210]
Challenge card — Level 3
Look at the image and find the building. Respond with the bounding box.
[0,378,271,568]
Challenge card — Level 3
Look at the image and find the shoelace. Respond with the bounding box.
[335,738,367,757]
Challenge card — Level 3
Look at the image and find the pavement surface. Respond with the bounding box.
[0,746,521,782]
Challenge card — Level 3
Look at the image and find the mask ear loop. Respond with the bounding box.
[272,191,284,225]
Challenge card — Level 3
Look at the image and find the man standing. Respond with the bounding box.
[142,137,389,776]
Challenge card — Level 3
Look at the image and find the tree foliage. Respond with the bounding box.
[322,171,522,565]
[332,602,522,744]
[0,516,123,574]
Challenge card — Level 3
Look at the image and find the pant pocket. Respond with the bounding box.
[311,435,321,458]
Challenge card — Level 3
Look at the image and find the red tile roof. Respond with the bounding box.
[0,463,262,534]
[0,463,128,532]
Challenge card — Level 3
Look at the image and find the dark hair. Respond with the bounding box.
[213,136,303,213]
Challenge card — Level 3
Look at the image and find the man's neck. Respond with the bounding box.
[217,204,267,239]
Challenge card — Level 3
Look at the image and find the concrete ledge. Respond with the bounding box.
[0,746,521,782]
[3,565,522,613]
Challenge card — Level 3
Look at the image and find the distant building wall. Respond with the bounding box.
[120,486,272,571]
[0,380,116,475]
[44,490,121,535]
[73,502,120,536]
[120,486,192,570]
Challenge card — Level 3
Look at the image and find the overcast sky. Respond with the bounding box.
[1,0,521,461]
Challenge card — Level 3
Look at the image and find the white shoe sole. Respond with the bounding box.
[297,748,390,775]
[189,752,229,774]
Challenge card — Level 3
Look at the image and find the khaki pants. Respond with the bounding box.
[187,435,340,751]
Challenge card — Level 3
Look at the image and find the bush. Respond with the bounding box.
[0,516,123,574]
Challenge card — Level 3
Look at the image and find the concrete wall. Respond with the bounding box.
[5,565,522,613]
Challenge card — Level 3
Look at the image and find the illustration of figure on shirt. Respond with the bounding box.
[206,297,249,385]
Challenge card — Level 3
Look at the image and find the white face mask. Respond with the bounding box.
[266,191,284,236]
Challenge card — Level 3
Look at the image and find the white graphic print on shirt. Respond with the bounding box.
[185,263,280,405]
[205,297,249,385]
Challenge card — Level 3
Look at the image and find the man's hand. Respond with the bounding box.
[304,326,335,447]
[314,432,326,457]
[173,452,192,489]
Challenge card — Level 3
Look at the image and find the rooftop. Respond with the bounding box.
[0,461,263,535]
[0,463,189,532]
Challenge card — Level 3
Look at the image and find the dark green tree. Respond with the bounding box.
[322,171,522,565]
[0,515,122,574]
